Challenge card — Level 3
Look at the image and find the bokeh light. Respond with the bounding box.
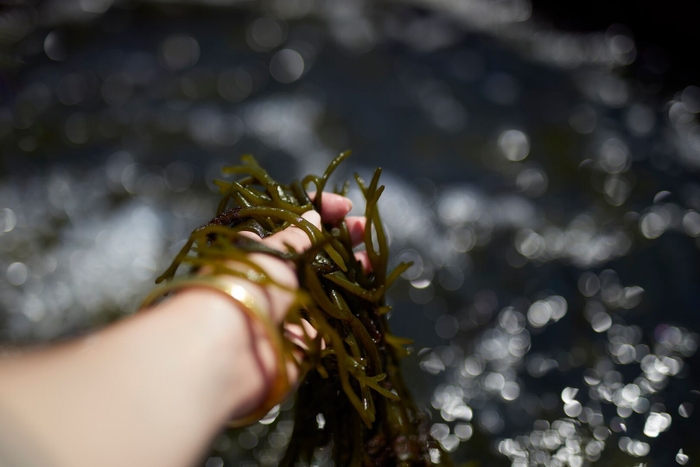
[1,0,700,466]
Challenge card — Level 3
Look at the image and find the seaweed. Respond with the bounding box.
[157,152,452,466]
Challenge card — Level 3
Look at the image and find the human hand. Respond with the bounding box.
[212,193,368,420]
[235,193,369,323]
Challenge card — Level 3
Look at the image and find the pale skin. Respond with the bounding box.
[0,193,368,467]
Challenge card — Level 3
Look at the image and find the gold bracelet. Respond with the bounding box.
[139,275,291,428]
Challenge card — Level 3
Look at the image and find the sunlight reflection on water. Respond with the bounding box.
[1,0,700,465]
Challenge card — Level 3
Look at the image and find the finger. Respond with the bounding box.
[278,318,326,397]
[261,210,321,254]
[345,216,366,247]
[284,323,310,351]
[238,231,260,241]
[354,250,373,272]
[284,319,320,351]
[308,192,353,223]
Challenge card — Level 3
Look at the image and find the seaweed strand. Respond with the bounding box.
[156,152,452,466]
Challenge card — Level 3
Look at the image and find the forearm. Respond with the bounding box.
[0,288,276,467]
[0,194,356,467]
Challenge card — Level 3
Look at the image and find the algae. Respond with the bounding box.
[157,152,452,466]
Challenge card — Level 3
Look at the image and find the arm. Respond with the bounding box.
[0,287,273,467]
[0,194,363,467]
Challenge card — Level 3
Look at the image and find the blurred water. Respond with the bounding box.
[1,1,700,465]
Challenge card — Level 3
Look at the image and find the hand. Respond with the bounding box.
[0,195,371,467]
[214,193,369,417]
[236,193,369,323]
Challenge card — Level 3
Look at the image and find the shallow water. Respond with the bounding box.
[1,1,700,465]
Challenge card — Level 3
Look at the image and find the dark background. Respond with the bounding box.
[1,1,700,466]
[531,0,700,92]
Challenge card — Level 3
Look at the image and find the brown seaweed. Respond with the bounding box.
[157,152,452,466]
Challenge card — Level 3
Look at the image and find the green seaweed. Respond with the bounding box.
[158,153,452,466]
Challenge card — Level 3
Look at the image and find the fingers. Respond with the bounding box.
[279,319,323,397]
[261,210,320,254]
[308,192,353,223]
[238,231,260,241]
[239,194,361,248]
[235,194,372,272]
[345,216,366,247]
[354,250,372,272]
[283,320,319,352]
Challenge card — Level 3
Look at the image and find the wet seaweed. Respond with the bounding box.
[157,152,452,466]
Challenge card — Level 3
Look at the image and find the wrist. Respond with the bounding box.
[159,287,279,424]
[198,253,298,324]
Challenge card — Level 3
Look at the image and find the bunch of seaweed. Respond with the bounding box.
[156,152,451,466]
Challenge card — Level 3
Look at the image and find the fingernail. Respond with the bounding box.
[345,198,353,211]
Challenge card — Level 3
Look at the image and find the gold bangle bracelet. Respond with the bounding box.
[139,275,291,428]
